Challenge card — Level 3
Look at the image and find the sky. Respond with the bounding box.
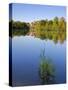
[9,3,66,22]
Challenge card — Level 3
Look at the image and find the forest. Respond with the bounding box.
[9,17,66,43]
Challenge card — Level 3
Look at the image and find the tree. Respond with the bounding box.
[59,17,66,31]
[52,17,59,31]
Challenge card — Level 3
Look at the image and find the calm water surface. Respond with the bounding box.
[11,36,66,86]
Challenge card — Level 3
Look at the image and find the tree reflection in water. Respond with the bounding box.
[39,49,56,84]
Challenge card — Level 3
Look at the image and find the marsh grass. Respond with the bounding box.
[39,49,55,84]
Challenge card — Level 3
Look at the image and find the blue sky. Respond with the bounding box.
[10,3,66,22]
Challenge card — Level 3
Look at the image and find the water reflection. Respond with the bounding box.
[11,30,66,44]
[39,49,56,84]
[11,35,66,86]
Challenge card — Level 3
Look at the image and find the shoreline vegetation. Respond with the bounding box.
[9,17,66,43]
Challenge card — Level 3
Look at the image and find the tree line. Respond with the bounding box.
[9,17,66,43]
[31,17,66,35]
[9,20,30,35]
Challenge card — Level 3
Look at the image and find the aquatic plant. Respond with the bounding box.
[39,49,55,84]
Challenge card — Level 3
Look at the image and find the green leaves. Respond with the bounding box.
[39,49,55,84]
[9,20,30,36]
[30,17,66,42]
[9,17,66,42]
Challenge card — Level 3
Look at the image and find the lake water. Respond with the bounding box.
[10,36,66,86]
